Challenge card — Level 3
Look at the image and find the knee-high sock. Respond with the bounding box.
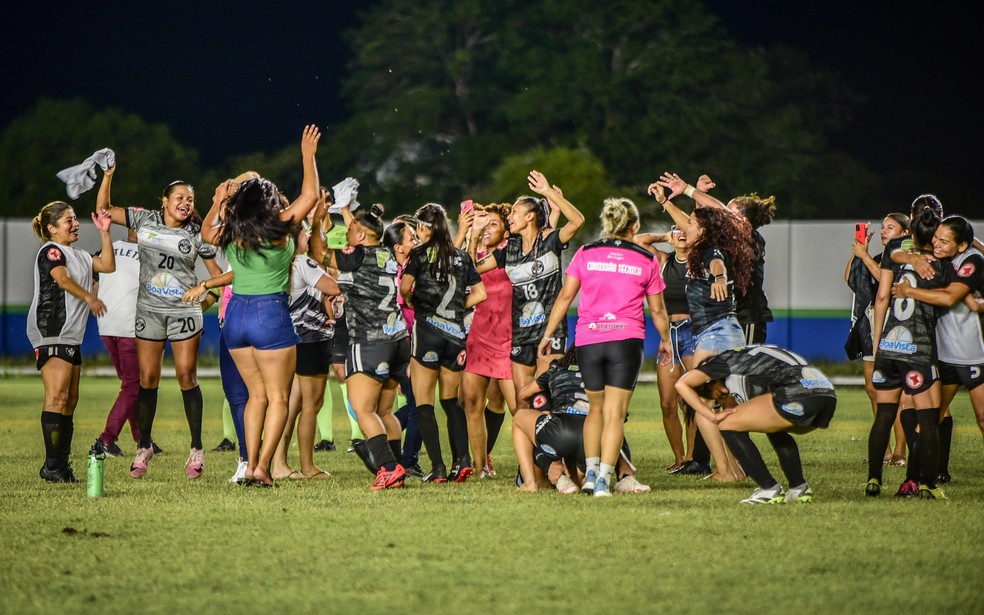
[441,398,470,462]
[899,408,920,483]
[366,434,397,471]
[938,415,953,475]
[867,403,897,482]
[41,411,62,469]
[60,414,74,463]
[692,428,710,465]
[721,431,777,489]
[137,387,159,449]
[916,408,941,487]
[766,432,804,487]
[485,407,505,454]
[389,439,402,463]
[415,404,445,469]
[352,438,379,474]
[182,386,204,450]
[221,398,236,443]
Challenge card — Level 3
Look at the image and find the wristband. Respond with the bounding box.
[713,274,726,282]
[684,185,696,198]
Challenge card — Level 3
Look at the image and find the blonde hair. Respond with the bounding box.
[600,198,639,239]
[32,201,74,242]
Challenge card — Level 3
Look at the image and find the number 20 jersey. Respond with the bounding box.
[335,244,408,344]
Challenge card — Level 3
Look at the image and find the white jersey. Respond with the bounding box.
[27,242,93,347]
[289,255,334,343]
[95,240,140,338]
[936,247,984,365]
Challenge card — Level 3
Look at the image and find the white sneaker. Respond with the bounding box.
[556,474,579,494]
[593,476,612,497]
[784,482,814,503]
[614,475,651,494]
[741,483,784,504]
[228,459,248,484]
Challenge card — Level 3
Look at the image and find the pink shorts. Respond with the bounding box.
[465,336,512,380]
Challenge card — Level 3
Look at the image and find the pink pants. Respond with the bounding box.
[99,336,140,445]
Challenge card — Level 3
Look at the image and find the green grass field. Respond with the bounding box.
[1,376,982,614]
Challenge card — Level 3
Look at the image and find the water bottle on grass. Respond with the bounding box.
[87,442,105,498]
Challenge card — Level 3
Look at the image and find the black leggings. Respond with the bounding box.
[576,339,644,391]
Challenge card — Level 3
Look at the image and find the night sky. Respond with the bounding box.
[3,2,981,210]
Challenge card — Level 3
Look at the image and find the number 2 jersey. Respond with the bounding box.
[877,256,953,365]
[335,244,408,344]
[698,345,836,406]
[492,230,568,345]
[127,208,216,312]
[403,246,481,342]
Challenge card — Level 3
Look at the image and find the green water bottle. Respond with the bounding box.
[87,443,105,498]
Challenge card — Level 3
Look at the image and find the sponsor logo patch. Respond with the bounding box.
[518,301,545,328]
[799,367,833,390]
[905,370,924,390]
[46,247,62,262]
[871,370,886,384]
[878,326,916,354]
[957,262,976,278]
[781,402,805,416]
[375,362,390,376]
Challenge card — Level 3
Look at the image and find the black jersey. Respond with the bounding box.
[661,255,690,316]
[686,246,736,335]
[736,230,773,325]
[334,244,408,344]
[493,230,568,345]
[879,236,916,277]
[404,246,481,342]
[533,361,590,415]
[877,257,952,365]
[699,345,836,406]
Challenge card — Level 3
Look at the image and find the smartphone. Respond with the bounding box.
[855,222,868,244]
[460,199,474,214]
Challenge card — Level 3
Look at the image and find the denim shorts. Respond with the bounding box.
[666,318,697,365]
[223,293,299,351]
[695,316,745,354]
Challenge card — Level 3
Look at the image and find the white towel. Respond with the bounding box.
[330,177,361,213]
[56,148,117,200]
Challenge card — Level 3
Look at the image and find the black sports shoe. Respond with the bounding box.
[404,464,424,478]
[152,442,164,455]
[39,463,78,483]
[314,440,336,452]
[449,459,474,483]
[103,442,125,458]
[347,439,363,453]
[937,472,952,485]
[676,460,712,475]
[422,466,448,483]
[212,438,236,452]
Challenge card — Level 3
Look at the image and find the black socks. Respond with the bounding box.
[916,408,941,488]
[721,431,776,489]
[41,411,63,469]
[766,431,804,487]
[366,434,397,472]
[485,407,505,453]
[137,386,159,449]
[692,429,711,465]
[416,404,445,470]
[938,415,953,476]
[440,398,470,463]
[867,403,898,482]
[182,386,204,450]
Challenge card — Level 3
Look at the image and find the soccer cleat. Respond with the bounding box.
[102,441,125,458]
[450,459,474,483]
[593,476,612,497]
[130,446,154,478]
[185,448,205,479]
[918,484,946,500]
[784,482,813,503]
[864,478,881,497]
[314,440,336,452]
[370,464,406,490]
[894,479,919,498]
[484,454,496,477]
[151,442,164,455]
[936,472,951,485]
[556,474,579,494]
[422,466,448,484]
[228,459,248,484]
[741,484,784,504]
[39,463,78,483]
[404,464,424,479]
[212,438,236,452]
[614,475,652,494]
[347,439,363,453]
[581,468,598,493]
[676,460,713,476]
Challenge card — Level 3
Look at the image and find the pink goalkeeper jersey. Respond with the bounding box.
[566,238,665,346]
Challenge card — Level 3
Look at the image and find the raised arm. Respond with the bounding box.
[278,125,322,224]
[90,209,116,274]
[201,180,235,246]
[633,231,671,261]
[847,236,880,282]
[96,162,127,226]
[656,172,728,210]
[528,170,584,245]
[308,198,330,266]
[647,181,691,230]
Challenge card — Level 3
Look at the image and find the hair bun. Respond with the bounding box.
[369,203,385,219]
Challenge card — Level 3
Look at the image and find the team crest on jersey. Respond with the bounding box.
[342,246,355,254]
[905,370,924,390]
[532,393,547,409]
[177,239,192,255]
[306,258,319,269]
[46,247,62,262]
[34,349,40,360]
[456,350,467,366]
[879,326,916,354]
[65,347,75,357]
[135,317,146,332]
[956,262,976,278]
[497,240,508,250]
[511,346,521,356]
[531,261,545,275]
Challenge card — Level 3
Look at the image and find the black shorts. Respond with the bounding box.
[296,340,333,377]
[872,357,938,395]
[576,338,644,391]
[411,322,467,372]
[511,335,566,367]
[534,412,585,462]
[35,344,82,370]
[773,394,836,428]
[938,361,984,390]
[346,338,411,383]
[331,318,349,364]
